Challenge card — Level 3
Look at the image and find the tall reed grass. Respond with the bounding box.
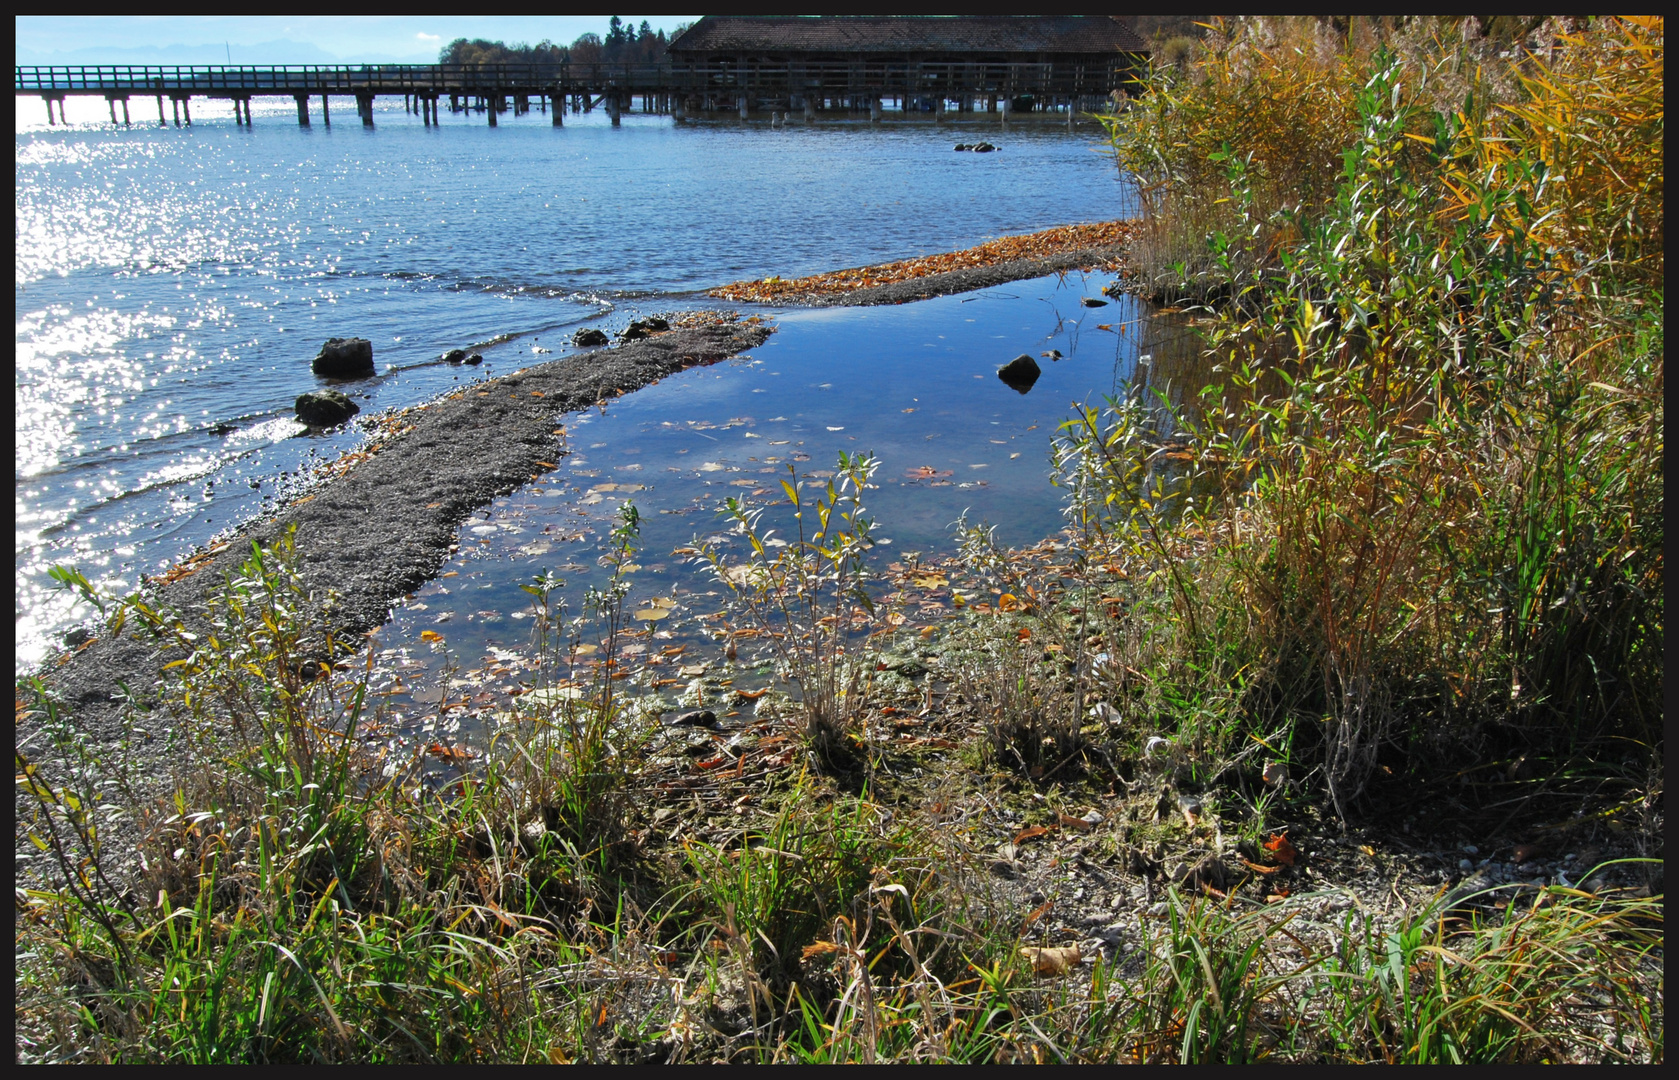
[1087,16,1663,811]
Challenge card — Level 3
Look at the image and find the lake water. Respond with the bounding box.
[15,95,1143,675]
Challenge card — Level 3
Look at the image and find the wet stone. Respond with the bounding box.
[997,353,1041,394]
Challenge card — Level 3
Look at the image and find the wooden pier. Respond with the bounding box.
[15,17,1147,129]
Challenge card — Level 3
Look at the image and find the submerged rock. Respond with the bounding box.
[312,337,374,377]
[573,328,610,347]
[997,353,1041,394]
[664,708,718,729]
[971,141,998,152]
[1081,297,1108,307]
[464,353,483,365]
[442,348,468,363]
[295,389,360,427]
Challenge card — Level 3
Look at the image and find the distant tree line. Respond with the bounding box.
[439,18,688,67]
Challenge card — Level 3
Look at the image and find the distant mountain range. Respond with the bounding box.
[16,40,435,67]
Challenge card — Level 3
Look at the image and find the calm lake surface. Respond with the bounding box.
[15,96,1147,674]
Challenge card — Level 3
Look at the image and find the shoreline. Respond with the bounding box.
[22,232,1131,858]
[22,320,771,816]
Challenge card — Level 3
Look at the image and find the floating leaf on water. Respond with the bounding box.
[699,462,728,472]
[634,608,672,621]
[590,483,619,492]
[420,630,444,643]
[998,593,1024,612]
[572,644,599,656]
[679,664,708,677]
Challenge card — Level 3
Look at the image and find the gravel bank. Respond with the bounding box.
[803,246,1126,306]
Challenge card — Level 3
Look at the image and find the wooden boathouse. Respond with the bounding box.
[14,15,1147,128]
[667,15,1149,119]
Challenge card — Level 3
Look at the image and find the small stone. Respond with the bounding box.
[1459,858,1475,872]
[665,708,717,728]
[573,328,610,347]
[1462,844,1479,856]
[311,336,374,377]
[294,389,360,427]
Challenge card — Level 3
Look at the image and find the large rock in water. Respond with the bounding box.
[573,328,610,347]
[997,354,1041,394]
[295,390,360,427]
[312,337,375,377]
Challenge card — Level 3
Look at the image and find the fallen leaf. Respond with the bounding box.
[1263,833,1298,866]
[420,630,444,643]
[1058,814,1093,833]
[1512,843,1543,864]
[633,608,672,621]
[1013,824,1054,844]
[1020,944,1081,976]
[998,593,1023,612]
[1021,899,1053,931]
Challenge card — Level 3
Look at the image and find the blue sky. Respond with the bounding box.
[16,16,700,65]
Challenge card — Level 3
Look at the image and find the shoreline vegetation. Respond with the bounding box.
[17,17,1663,1064]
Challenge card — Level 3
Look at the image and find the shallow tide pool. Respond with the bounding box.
[361,271,1179,747]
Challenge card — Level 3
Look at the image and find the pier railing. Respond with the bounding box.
[16,60,1129,99]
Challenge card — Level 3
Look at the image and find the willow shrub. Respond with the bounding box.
[1081,20,1662,810]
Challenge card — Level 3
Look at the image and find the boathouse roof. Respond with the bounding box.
[668,16,1149,56]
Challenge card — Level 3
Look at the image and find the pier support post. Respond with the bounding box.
[296,93,310,126]
[550,87,563,125]
[870,96,882,123]
[43,96,56,125]
[738,93,749,121]
[672,95,685,123]
[1000,95,1009,127]
[936,96,946,123]
[107,98,117,124]
[609,95,621,125]
[321,94,330,126]
[804,96,815,123]
[171,96,181,126]
[182,98,191,125]
[357,92,374,127]
[121,98,130,125]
